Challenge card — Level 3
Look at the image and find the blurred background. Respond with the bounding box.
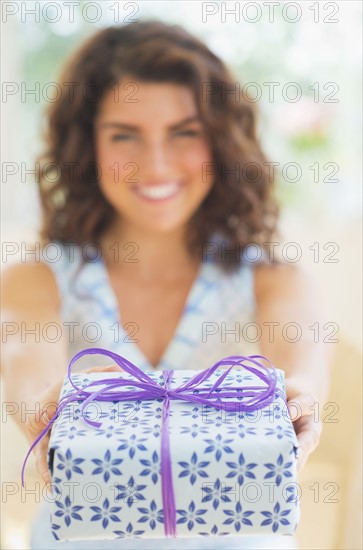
[1,1,362,548]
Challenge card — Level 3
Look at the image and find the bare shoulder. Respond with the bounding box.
[1,260,61,312]
[253,262,318,302]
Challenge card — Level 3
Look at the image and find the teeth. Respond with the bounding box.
[135,182,180,200]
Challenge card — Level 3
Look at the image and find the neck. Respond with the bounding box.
[99,218,199,282]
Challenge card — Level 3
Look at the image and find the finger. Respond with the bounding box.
[287,393,316,421]
[294,415,322,472]
[26,380,65,433]
[296,448,306,474]
[296,415,322,453]
[34,435,52,488]
[41,400,61,425]
[25,402,58,443]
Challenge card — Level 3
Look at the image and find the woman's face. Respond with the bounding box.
[94,79,214,234]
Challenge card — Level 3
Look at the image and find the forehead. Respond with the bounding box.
[96,80,198,123]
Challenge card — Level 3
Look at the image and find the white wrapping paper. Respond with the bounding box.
[48,367,300,541]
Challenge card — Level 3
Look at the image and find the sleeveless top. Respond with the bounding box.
[29,239,298,550]
[44,239,264,371]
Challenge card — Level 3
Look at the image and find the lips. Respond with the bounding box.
[131,182,183,202]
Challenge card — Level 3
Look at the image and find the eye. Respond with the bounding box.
[111,134,134,142]
[174,129,200,137]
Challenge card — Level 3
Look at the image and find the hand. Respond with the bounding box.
[285,377,323,473]
[24,364,122,492]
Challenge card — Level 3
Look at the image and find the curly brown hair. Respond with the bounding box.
[36,20,280,272]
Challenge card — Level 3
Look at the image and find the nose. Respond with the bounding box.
[141,139,172,182]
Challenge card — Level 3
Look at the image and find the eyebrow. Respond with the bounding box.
[97,115,202,132]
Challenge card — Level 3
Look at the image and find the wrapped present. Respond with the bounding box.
[22,348,301,541]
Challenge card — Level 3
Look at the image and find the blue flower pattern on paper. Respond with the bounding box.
[203,414,226,428]
[226,423,257,438]
[179,423,209,438]
[176,501,207,531]
[91,449,123,483]
[141,423,161,438]
[203,434,234,461]
[108,406,126,423]
[260,501,291,532]
[90,498,122,529]
[199,524,230,536]
[178,452,210,485]
[238,409,264,423]
[114,476,147,507]
[226,452,257,485]
[143,406,163,420]
[264,424,296,440]
[139,401,154,411]
[94,425,126,438]
[139,450,160,484]
[115,400,141,417]
[56,449,84,480]
[223,502,254,531]
[58,403,110,425]
[50,476,62,496]
[181,406,201,419]
[116,402,140,421]
[54,495,84,526]
[51,523,61,540]
[264,453,293,486]
[285,484,300,504]
[60,405,82,423]
[117,434,148,458]
[137,499,164,529]
[54,426,87,442]
[263,403,283,420]
[113,523,145,538]
[201,478,233,509]
[125,417,150,430]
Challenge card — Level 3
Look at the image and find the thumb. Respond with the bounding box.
[36,366,123,429]
[39,366,122,424]
[287,393,316,422]
[25,379,64,434]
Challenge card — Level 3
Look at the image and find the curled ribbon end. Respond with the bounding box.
[21,447,33,489]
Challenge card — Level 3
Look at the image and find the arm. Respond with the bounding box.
[254,262,334,471]
[1,261,120,488]
[1,261,68,431]
[1,261,68,486]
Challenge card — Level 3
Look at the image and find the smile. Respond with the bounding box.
[131,182,183,202]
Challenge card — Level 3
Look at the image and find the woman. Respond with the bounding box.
[2,20,330,550]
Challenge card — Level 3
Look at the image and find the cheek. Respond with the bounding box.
[96,143,129,190]
[181,142,213,183]
[96,142,110,180]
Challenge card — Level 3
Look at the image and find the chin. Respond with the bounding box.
[132,215,190,235]
[144,221,186,234]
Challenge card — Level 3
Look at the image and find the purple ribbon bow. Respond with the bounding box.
[21,347,280,537]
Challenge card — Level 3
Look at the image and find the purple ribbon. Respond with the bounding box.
[21,347,280,537]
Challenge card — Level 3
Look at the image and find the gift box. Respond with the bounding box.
[26,349,301,541]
